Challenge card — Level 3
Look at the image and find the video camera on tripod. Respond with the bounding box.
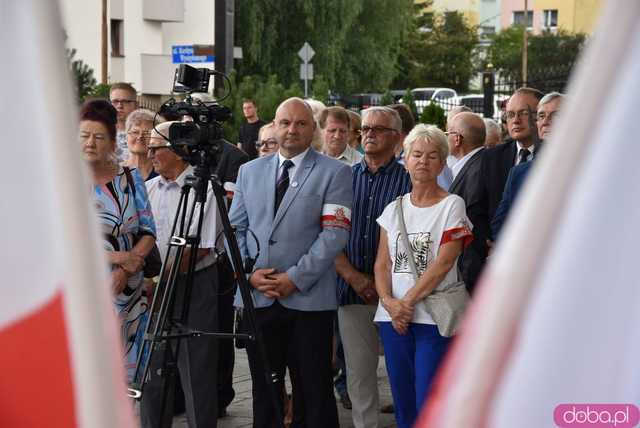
[158,64,232,166]
[128,64,285,428]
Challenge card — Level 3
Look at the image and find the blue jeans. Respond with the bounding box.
[378,322,451,428]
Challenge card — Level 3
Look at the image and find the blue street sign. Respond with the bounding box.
[171,45,215,64]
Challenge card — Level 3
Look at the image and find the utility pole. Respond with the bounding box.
[522,0,528,86]
[214,0,234,92]
[101,0,108,84]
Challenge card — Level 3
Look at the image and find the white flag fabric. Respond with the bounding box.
[0,1,134,427]
[419,1,640,427]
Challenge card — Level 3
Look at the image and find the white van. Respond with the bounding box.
[410,87,458,114]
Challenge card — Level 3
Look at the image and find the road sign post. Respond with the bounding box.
[298,42,315,98]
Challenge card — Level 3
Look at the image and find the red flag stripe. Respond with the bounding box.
[0,290,77,427]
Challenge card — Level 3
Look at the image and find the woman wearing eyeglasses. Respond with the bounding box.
[123,108,161,181]
[79,99,157,382]
[256,122,279,157]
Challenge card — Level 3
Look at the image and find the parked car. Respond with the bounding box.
[405,87,458,115]
[388,90,406,103]
[327,92,383,111]
[454,94,509,121]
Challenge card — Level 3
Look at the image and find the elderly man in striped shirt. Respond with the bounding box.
[335,106,412,428]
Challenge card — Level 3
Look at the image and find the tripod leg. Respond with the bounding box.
[173,265,219,426]
[216,255,237,413]
[210,177,285,428]
[139,342,177,428]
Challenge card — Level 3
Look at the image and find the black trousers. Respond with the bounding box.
[216,255,237,410]
[141,265,219,428]
[246,301,339,428]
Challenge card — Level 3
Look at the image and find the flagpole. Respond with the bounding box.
[522,0,528,86]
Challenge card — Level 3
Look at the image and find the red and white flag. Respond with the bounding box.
[419,1,640,427]
[0,2,134,427]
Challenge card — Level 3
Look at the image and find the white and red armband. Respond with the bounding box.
[441,219,473,248]
[223,182,236,199]
[321,204,352,230]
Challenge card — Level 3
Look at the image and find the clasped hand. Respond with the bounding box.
[249,268,298,299]
[110,251,145,295]
[383,297,414,335]
[114,250,145,275]
[349,272,378,305]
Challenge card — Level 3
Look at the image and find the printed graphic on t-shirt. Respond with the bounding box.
[394,232,434,275]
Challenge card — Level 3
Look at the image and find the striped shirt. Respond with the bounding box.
[337,157,412,305]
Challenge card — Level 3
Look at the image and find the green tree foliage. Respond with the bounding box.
[235,0,413,94]
[380,90,394,106]
[220,72,303,143]
[487,27,587,80]
[66,48,97,102]
[395,11,478,92]
[92,83,112,99]
[419,102,446,130]
[312,75,330,104]
[401,88,418,119]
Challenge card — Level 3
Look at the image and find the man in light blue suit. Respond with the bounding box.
[229,97,353,427]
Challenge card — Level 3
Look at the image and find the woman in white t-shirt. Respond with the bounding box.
[374,124,473,428]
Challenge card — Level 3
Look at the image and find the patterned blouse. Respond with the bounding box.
[93,166,156,380]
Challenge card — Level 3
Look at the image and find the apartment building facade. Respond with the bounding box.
[500,0,603,34]
[60,0,217,97]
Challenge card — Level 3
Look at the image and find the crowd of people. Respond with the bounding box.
[80,82,562,428]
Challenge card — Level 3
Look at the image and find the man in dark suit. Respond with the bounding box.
[482,87,544,222]
[491,92,565,239]
[447,112,489,292]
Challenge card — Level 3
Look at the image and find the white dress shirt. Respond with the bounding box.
[515,141,536,165]
[451,147,483,180]
[277,147,311,183]
[146,165,221,271]
[325,145,363,166]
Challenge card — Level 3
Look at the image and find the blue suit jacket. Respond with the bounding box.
[229,149,353,311]
[491,160,533,240]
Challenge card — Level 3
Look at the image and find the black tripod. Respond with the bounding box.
[129,151,284,428]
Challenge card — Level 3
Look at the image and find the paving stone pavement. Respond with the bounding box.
[173,349,398,427]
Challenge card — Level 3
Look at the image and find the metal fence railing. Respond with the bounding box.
[327,64,572,121]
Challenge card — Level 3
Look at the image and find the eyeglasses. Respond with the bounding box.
[110,99,136,106]
[255,139,278,149]
[444,131,462,138]
[361,125,397,135]
[79,131,107,142]
[505,109,532,121]
[127,130,151,139]
[536,111,559,122]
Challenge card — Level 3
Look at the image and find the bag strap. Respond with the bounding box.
[395,195,420,282]
[396,194,464,286]
[123,166,137,198]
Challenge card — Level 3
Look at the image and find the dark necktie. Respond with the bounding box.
[518,148,531,165]
[275,159,294,213]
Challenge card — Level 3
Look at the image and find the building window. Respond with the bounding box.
[110,19,123,57]
[480,25,496,40]
[542,9,558,30]
[513,10,533,29]
[481,26,496,36]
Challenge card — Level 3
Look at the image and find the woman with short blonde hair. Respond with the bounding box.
[374,123,473,428]
[124,108,162,180]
